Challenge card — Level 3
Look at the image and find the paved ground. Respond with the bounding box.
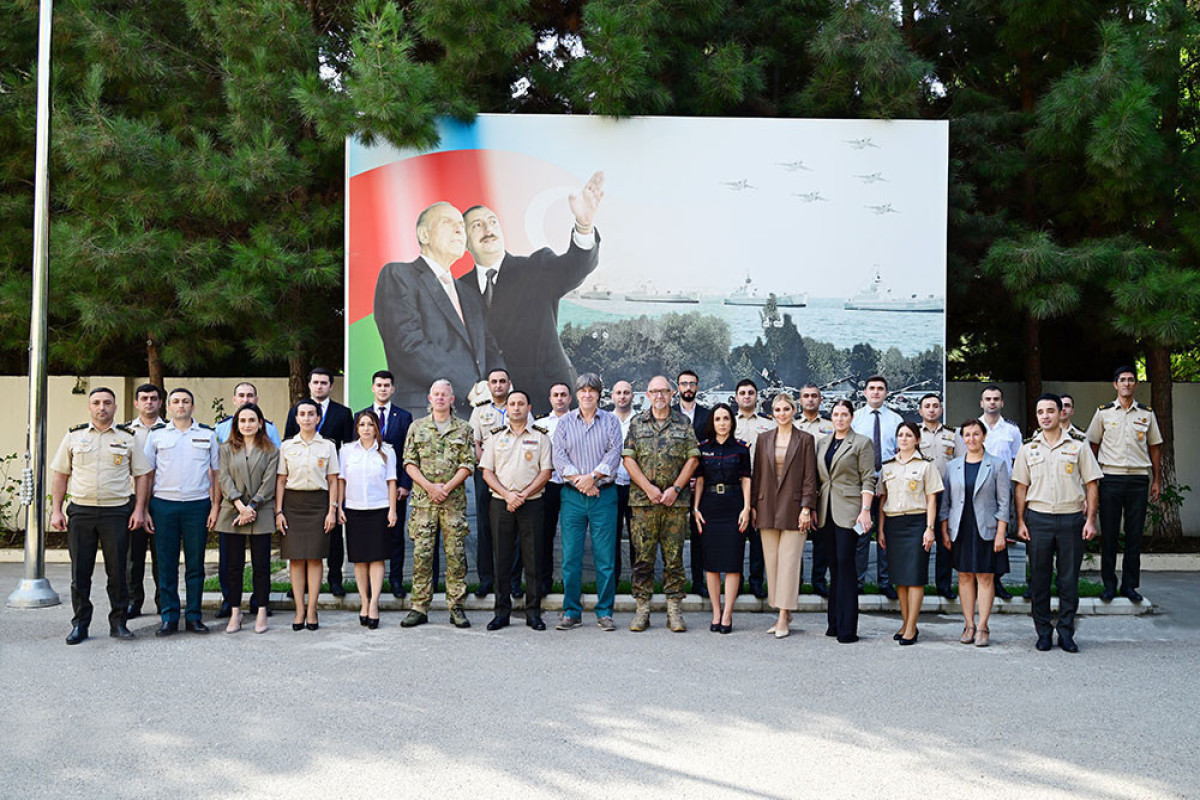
[1,563,1195,799]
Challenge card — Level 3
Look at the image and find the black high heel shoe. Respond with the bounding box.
[367,617,380,630]
[305,616,319,631]
[719,623,733,634]
[709,622,722,633]
[292,621,305,631]
[359,615,368,626]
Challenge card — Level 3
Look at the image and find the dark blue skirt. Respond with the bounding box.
[885,513,930,587]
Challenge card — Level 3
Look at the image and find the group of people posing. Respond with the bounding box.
[52,364,1160,655]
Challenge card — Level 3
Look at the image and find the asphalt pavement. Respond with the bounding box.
[0,563,1195,799]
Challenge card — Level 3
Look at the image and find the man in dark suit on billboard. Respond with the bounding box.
[374,201,504,417]
[460,171,604,414]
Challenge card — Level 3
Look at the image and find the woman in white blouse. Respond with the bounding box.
[338,410,398,629]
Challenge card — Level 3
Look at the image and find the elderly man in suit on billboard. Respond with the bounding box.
[374,202,504,417]
[459,171,604,415]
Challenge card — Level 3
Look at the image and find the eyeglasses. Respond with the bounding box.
[647,389,672,395]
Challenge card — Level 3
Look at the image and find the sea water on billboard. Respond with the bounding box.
[346,115,948,419]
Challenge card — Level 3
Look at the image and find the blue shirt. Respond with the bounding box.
[145,421,220,502]
[214,417,281,447]
[551,408,624,484]
[852,404,904,471]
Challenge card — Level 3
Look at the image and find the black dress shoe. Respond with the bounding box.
[66,625,88,645]
[367,617,380,630]
[749,581,768,600]
[1022,589,1032,600]
[292,622,305,631]
[155,622,178,637]
[185,620,210,634]
[359,615,369,626]
[1121,587,1144,603]
[474,582,493,599]
[882,586,899,601]
[215,602,232,619]
[710,622,722,633]
[527,615,547,631]
[719,624,733,634]
[392,586,408,599]
[305,621,319,631]
[330,584,347,598]
[126,605,142,619]
[995,583,1012,600]
[1100,588,1116,602]
[110,623,135,640]
[893,631,904,641]
[899,633,919,646]
[1058,631,1079,653]
[1035,634,1053,651]
[486,616,510,631]
[812,584,830,598]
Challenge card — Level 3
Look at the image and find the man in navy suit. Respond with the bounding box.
[361,369,415,598]
[284,367,356,595]
[374,202,504,418]
[460,171,604,416]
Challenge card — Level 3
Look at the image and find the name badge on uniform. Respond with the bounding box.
[191,438,211,449]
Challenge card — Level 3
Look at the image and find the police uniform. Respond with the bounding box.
[403,414,475,612]
[144,420,219,627]
[878,454,943,587]
[51,422,150,634]
[920,423,965,596]
[795,413,835,593]
[125,416,163,616]
[623,409,701,601]
[1085,400,1162,597]
[1012,429,1103,642]
[480,422,553,619]
[277,433,340,560]
[469,399,508,594]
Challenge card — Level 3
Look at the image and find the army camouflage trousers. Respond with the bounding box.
[631,505,689,600]
[409,504,469,611]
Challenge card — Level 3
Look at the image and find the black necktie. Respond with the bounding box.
[484,268,497,308]
[377,407,386,437]
[872,409,882,471]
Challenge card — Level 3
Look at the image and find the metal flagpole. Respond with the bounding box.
[8,0,60,608]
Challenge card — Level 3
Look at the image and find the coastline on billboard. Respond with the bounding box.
[346,115,948,420]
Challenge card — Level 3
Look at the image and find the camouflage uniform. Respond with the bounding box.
[403,414,475,611]
[623,409,700,600]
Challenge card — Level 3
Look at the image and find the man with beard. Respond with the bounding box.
[672,369,711,597]
[460,172,604,414]
[610,380,637,584]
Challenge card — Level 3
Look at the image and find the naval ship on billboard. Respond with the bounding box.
[844,269,943,313]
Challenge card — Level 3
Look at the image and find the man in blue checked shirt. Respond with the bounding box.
[851,375,903,600]
[551,373,624,632]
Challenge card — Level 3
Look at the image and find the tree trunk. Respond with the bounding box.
[1022,314,1041,433]
[288,353,305,407]
[147,335,163,390]
[1146,342,1181,542]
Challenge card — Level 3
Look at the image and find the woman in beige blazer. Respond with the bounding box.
[814,399,876,643]
[216,404,279,634]
[751,393,818,638]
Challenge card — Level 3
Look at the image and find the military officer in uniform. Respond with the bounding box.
[480,390,553,631]
[401,379,476,629]
[470,367,513,599]
[1060,393,1086,438]
[796,383,835,597]
[144,387,221,636]
[1085,366,1163,603]
[50,387,150,644]
[623,375,701,632]
[1012,393,1103,653]
[734,379,774,598]
[125,383,164,618]
[917,393,965,600]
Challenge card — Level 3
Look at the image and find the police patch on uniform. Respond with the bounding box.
[1137,431,1145,441]
[113,454,125,466]
[907,479,918,492]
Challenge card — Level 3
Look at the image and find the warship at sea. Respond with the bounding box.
[724,276,807,307]
[624,283,700,304]
[844,269,943,313]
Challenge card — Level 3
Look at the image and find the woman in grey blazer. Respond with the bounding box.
[216,404,279,634]
[814,399,876,643]
[939,418,1011,647]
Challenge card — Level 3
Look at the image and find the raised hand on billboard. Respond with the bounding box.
[569,171,605,230]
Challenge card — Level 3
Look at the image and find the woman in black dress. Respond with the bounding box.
[337,410,398,629]
[692,403,751,634]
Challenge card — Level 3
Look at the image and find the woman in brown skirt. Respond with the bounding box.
[276,399,339,631]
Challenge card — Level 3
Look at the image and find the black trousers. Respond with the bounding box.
[221,532,272,610]
[67,502,131,628]
[856,495,890,589]
[613,483,636,584]
[1026,510,1085,636]
[538,482,563,595]
[474,471,495,586]
[127,523,160,613]
[219,530,263,611]
[823,520,859,641]
[327,522,346,587]
[804,529,825,591]
[1098,474,1150,592]
[933,492,954,593]
[689,511,705,590]
[388,495,410,589]
[490,497,544,616]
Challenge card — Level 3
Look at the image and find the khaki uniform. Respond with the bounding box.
[1011,430,1103,515]
[51,423,151,506]
[480,423,553,499]
[918,424,964,477]
[879,454,943,516]
[277,434,339,490]
[795,414,835,443]
[469,401,507,446]
[735,412,775,459]
[1085,401,1162,476]
[622,410,700,600]
[403,414,475,610]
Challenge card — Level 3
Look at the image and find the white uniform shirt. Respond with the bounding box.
[145,421,220,502]
[981,415,1023,466]
[339,440,396,510]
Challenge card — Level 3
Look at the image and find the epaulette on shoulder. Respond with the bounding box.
[150,422,167,430]
[1100,402,1115,410]
[473,396,492,407]
[1024,435,1037,444]
[882,456,897,465]
[1069,429,1087,441]
[531,424,548,435]
[1142,405,1152,412]
[490,424,506,435]
[69,422,88,432]
[757,412,771,419]
[114,423,133,435]
[196,422,213,430]
[217,415,231,423]
[943,425,956,433]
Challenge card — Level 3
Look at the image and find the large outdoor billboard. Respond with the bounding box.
[346,115,947,418]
